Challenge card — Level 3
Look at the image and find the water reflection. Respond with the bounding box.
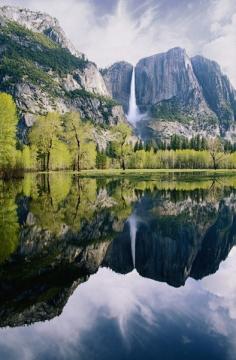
[1,173,236,359]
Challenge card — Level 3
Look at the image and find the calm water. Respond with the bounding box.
[1,172,236,360]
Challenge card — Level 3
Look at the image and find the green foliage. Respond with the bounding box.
[1,90,236,174]
[21,146,38,171]
[152,99,192,123]
[0,182,19,264]
[96,151,107,169]
[106,141,121,158]
[0,93,17,172]
[0,20,87,94]
[62,112,95,170]
[0,20,87,73]
[79,142,97,169]
[29,112,62,171]
[126,149,213,169]
[0,57,56,92]
[208,138,225,169]
[169,134,209,151]
[134,140,144,152]
[50,140,72,170]
[67,90,119,126]
[111,123,132,170]
[68,89,118,106]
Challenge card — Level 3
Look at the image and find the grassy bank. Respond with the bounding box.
[77,168,236,177]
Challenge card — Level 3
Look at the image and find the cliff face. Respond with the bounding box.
[134,48,220,140]
[135,48,209,113]
[103,48,236,141]
[102,61,133,114]
[191,55,236,133]
[0,6,126,128]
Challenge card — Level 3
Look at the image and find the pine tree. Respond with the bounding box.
[96,151,107,169]
[145,141,152,152]
[138,140,144,150]
[134,141,139,152]
[200,137,208,150]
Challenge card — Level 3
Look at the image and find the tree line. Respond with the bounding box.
[1,91,236,178]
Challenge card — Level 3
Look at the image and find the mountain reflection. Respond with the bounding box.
[1,173,236,327]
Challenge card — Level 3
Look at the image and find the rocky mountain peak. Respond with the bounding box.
[0,5,81,57]
[135,47,208,110]
[191,55,236,132]
[0,6,126,132]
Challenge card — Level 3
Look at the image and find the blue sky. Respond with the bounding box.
[1,0,236,85]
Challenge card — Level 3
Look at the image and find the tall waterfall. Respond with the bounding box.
[128,214,138,268]
[127,67,140,125]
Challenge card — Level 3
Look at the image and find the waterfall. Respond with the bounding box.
[127,66,140,125]
[128,214,137,268]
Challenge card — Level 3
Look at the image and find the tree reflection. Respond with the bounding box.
[0,181,19,264]
[1,173,236,327]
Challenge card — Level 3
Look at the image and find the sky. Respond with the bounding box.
[0,0,236,86]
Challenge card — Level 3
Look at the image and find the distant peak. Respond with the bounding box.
[0,5,82,58]
[191,55,221,72]
[167,47,186,54]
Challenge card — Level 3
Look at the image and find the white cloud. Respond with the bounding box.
[202,247,236,320]
[202,0,236,86]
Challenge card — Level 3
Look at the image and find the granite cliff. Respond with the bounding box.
[0,6,126,131]
[105,48,236,141]
[102,61,133,114]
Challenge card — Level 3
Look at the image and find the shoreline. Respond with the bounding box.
[2,168,236,180]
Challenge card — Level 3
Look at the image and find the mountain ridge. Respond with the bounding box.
[0,6,126,135]
[104,47,236,141]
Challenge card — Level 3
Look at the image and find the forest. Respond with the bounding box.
[1,91,236,179]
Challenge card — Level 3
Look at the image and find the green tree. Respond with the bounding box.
[50,140,72,170]
[138,140,144,151]
[96,151,107,169]
[144,141,152,152]
[29,112,62,171]
[0,93,18,175]
[208,138,225,170]
[200,137,208,150]
[134,141,139,152]
[112,123,132,170]
[79,142,96,169]
[63,112,94,171]
[224,140,233,153]
[0,182,19,264]
[170,134,181,150]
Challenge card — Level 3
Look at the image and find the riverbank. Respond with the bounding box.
[3,168,236,181]
[78,168,236,176]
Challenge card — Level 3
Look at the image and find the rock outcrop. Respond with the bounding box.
[102,61,133,114]
[134,48,220,140]
[191,55,236,135]
[0,5,81,57]
[135,48,209,114]
[0,6,126,129]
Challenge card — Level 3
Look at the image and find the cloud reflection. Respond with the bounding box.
[1,246,236,359]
